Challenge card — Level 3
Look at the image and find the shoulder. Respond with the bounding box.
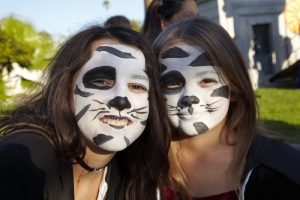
[245,164,300,199]
[0,132,56,164]
[243,135,300,185]
[0,132,64,199]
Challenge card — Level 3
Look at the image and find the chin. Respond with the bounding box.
[99,144,127,152]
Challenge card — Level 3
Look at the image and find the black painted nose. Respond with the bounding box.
[181,96,200,107]
[108,96,131,111]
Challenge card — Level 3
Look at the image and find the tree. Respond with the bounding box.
[0,15,56,72]
[131,20,142,33]
[0,28,34,70]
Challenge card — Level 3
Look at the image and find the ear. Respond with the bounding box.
[161,19,169,30]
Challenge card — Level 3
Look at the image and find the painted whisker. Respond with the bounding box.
[134,111,147,114]
[92,111,110,121]
[93,99,110,109]
[200,99,222,107]
[167,105,182,112]
[206,106,219,113]
[89,108,106,111]
[131,114,140,119]
[127,106,147,114]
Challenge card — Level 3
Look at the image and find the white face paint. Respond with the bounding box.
[74,44,149,151]
[160,45,230,136]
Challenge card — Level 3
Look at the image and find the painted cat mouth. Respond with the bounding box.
[177,112,208,120]
[99,115,133,129]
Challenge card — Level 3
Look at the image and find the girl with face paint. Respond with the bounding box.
[0,26,171,200]
[153,17,300,200]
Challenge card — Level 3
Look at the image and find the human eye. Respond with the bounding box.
[128,83,148,93]
[166,82,182,89]
[90,78,114,88]
[198,78,218,88]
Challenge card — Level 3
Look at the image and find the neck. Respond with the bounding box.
[74,138,116,174]
[180,120,234,153]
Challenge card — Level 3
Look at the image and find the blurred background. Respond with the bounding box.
[0,0,299,143]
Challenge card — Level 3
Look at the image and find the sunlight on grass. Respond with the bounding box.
[256,88,300,143]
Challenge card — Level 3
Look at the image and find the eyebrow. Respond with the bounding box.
[95,46,136,59]
[130,74,149,81]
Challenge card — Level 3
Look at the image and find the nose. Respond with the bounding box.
[108,96,131,111]
[181,96,200,107]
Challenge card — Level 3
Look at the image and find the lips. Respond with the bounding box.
[99,115,133,128]
[177,111,207,120]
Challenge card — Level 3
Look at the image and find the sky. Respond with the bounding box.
[0,0,146,40]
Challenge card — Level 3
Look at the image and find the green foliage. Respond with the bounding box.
[0,27,34,68]
[0,79,12,116]
[0,15,56,71]
[131,19,142,33]
[0,79,6,101]
[256,87,300,143]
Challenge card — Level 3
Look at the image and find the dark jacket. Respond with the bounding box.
[0,132,125,200]
[242,136,300,200]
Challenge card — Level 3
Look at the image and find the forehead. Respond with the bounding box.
[91,39,144,58]
[161,44,219,74]
[79,40,146,72]
[161,44,208,68]
[163,44,204,57]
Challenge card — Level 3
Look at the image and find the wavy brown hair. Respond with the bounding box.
[0,25,171,200]
[153,16,273,199]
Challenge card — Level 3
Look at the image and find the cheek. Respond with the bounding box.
[165,94,180,105]
[128,93,149,109]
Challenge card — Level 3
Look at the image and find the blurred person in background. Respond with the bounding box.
[104,15,132,29]
[141,0,198,44]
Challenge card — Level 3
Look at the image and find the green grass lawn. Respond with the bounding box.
[256,87,300,143]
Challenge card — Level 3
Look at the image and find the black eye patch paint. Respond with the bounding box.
[193,122,209,134]
[83,66,116,90]
[161,70,186,95]
[140,120,147,125]
[210,85,229,98]
[95,46,136,59]
[188,52,214,67]
[161,63,167,73]
[75,104,91,122]
[124,136,130,147]
[93,134,114,145]
[162,47,189,59]
[75,84,94,97]
[142,69,149,76]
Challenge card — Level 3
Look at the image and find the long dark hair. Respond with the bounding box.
[0,25,170,199]
[153,16,261,197]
